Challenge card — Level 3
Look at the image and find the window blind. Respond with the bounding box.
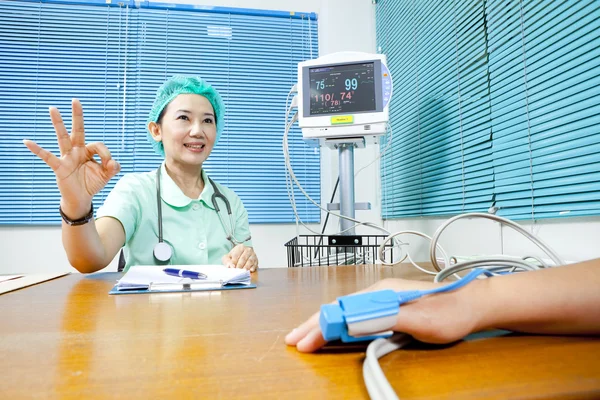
[377,0,600,220]
[487,0,600,219]
[0,0,320,224]
[377,0,494,218]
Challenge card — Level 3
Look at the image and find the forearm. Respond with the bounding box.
[474,259,600,335]
[61,201,110,273]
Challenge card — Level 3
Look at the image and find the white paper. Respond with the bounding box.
[0,272,69,295]
[116,265,251,291]
[0,275,24,284]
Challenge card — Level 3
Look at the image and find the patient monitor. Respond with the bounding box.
[297,52,392,143]
[295,52,393,235]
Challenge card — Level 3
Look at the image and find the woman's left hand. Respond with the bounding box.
[222,244,258,272]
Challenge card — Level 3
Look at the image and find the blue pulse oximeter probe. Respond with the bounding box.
[319,268,492,343]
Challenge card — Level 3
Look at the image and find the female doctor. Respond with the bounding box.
[23,76,259,273]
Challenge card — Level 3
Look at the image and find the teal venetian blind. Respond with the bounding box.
[378,0,494,218]
[377,0,600,220]
[0,0,320,224]
[0,1,133,223]
[487,0,600,219]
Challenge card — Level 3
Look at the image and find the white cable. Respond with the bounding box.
[285,114,345,236]
[363,334,412,400]
[405,252,438,276]
[354,122,394,179]
[434,259,540,282]
[283,112,301,238]
[429,213,565,272]
[378,230,450,273]
[523,255,548,268]
[283,91,298,238]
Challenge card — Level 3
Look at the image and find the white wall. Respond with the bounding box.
[0,0,381,274]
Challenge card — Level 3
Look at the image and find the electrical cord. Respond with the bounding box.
[378,230,451,274]
[314,177,339,259]
[354,121,394,178]
[377,213,565,280]
[363,334,411,400]
[433,259,539,282]
[428,213,565,272]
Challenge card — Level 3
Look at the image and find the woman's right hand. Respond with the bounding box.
[23,99,121,219]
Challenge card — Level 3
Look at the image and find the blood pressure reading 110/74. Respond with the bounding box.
[309,62,376,115]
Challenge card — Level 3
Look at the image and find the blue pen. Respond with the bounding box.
[163,268,208,280]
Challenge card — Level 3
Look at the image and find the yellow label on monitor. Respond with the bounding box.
[331,115,354,125]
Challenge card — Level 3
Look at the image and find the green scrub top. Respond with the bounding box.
[96,163,252,271]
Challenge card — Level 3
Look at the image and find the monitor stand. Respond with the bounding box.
[325,137,371,235]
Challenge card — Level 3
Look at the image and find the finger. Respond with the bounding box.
[284,285,379,347]
[296,325,327,353]
[249,256,259,272]
[285,311,320,346]
[49,106,72,156]
[71,98,86,147]
[23,139,61,171]
[222,253,232,267]
[241,253,254,271]
[85,142,121,179]
[229,244,244,264]
[104,158,121,179]
[243,252,257,272]
[235,249,251,269]
[85,142,113,168]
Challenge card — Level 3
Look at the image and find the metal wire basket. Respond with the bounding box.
[284,235,393,267]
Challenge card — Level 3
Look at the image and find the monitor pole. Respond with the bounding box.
[326,137,370,236]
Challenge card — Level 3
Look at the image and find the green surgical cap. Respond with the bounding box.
[146,75,225,157]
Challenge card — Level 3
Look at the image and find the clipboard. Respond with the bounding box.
[108,265,257,295]
[109,280,257,295]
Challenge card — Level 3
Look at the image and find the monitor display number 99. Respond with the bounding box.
[309,62,376,116]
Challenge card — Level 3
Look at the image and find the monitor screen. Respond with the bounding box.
[308,62,376,116]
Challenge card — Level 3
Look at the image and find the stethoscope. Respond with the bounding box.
[153,167,252,263]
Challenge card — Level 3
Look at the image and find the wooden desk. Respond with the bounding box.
[1,265,599,399]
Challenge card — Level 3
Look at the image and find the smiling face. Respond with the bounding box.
[148,93,217,169]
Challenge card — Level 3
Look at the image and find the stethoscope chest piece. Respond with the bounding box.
[153,241,172,263]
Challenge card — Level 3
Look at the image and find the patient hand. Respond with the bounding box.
[285,277,486,352]
[222,244,259,272]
